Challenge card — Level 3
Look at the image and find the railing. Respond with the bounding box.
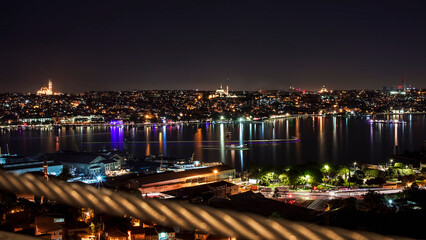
[0,171,409,240]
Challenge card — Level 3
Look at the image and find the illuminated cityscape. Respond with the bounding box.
[0,80,424,127]
[1,1,426,240]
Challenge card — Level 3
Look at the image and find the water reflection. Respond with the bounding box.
[110,126,123,151]
[394,123,398,154]
[332,117,337,162]
[1,116,425,171]
[145,126,150,156]
[194,128,203,160]
[219,124,225,163]
[295,118,301,164]
[239,123,244,172]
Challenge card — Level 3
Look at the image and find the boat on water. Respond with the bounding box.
[155,153,222,173]
[368,119,406,124]
[225,144,249,151]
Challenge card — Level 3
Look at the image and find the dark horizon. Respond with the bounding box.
[1,0,425,93]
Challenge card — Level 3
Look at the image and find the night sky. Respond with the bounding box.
[1,0,425,93]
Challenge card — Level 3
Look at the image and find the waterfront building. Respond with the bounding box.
[20,117,53,124]
[59,115,105,124]
[45,151,122,177]
[106,165,236,194]
[0,155,63,176]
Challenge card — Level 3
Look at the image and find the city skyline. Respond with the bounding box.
[1,1,425,93]
[1,2,426,238]
[23,79,416,94]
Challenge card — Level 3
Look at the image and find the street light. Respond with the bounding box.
[213,170,218,181]
[353,162,357,171]
[304,174,311,186]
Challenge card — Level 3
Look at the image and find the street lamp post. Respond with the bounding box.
[348,166,351,189]
[350,162,357,189]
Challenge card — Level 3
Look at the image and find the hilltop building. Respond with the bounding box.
[209,84,238,98]
[37,79,61,95]
[318,85,329,94]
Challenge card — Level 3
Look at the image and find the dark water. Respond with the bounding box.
[1,115,425,171]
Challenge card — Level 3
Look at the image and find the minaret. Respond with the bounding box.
[226,85,229,95]
[402,73,406,92]
[48,79,52,92]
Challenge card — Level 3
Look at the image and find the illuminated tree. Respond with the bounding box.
[278,173,290,185]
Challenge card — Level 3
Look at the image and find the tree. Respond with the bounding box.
[349,175,364,185]
[330,176,345,186]
[361,191,387,212]
[248,167,262,182]
[258,176,271,186]
[58,166,73,181]
[401,187,426,211]
[258,172,275,186]
[278,173,290,185]
[366,177,386,186]
[385,168,398,179]
[399,174,416,185]
[287,167,302,189]
[336,166,349,180]
[363,169,380,178]
[394,162,404,168]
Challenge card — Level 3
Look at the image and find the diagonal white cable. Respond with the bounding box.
[0,171,411,240]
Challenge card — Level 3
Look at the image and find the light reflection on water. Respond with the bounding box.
[1,115,425,170]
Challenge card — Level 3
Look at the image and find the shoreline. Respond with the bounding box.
[1,112,425,129]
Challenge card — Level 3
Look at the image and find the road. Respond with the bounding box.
[260,187,404,201]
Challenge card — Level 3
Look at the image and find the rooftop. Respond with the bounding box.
[106,165,234,188]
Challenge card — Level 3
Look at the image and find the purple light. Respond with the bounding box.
[109,120,123,125]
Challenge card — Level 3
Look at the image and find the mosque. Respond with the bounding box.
[36,80,61,95]
[209,84,237,98]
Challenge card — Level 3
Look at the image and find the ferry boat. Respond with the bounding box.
[225,144,249,151]
[368,119,406,124]
[155,153,222,173]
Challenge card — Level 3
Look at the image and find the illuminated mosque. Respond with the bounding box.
[37,80,60,95]
[209,84,238,98]
[318,85,329,94]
